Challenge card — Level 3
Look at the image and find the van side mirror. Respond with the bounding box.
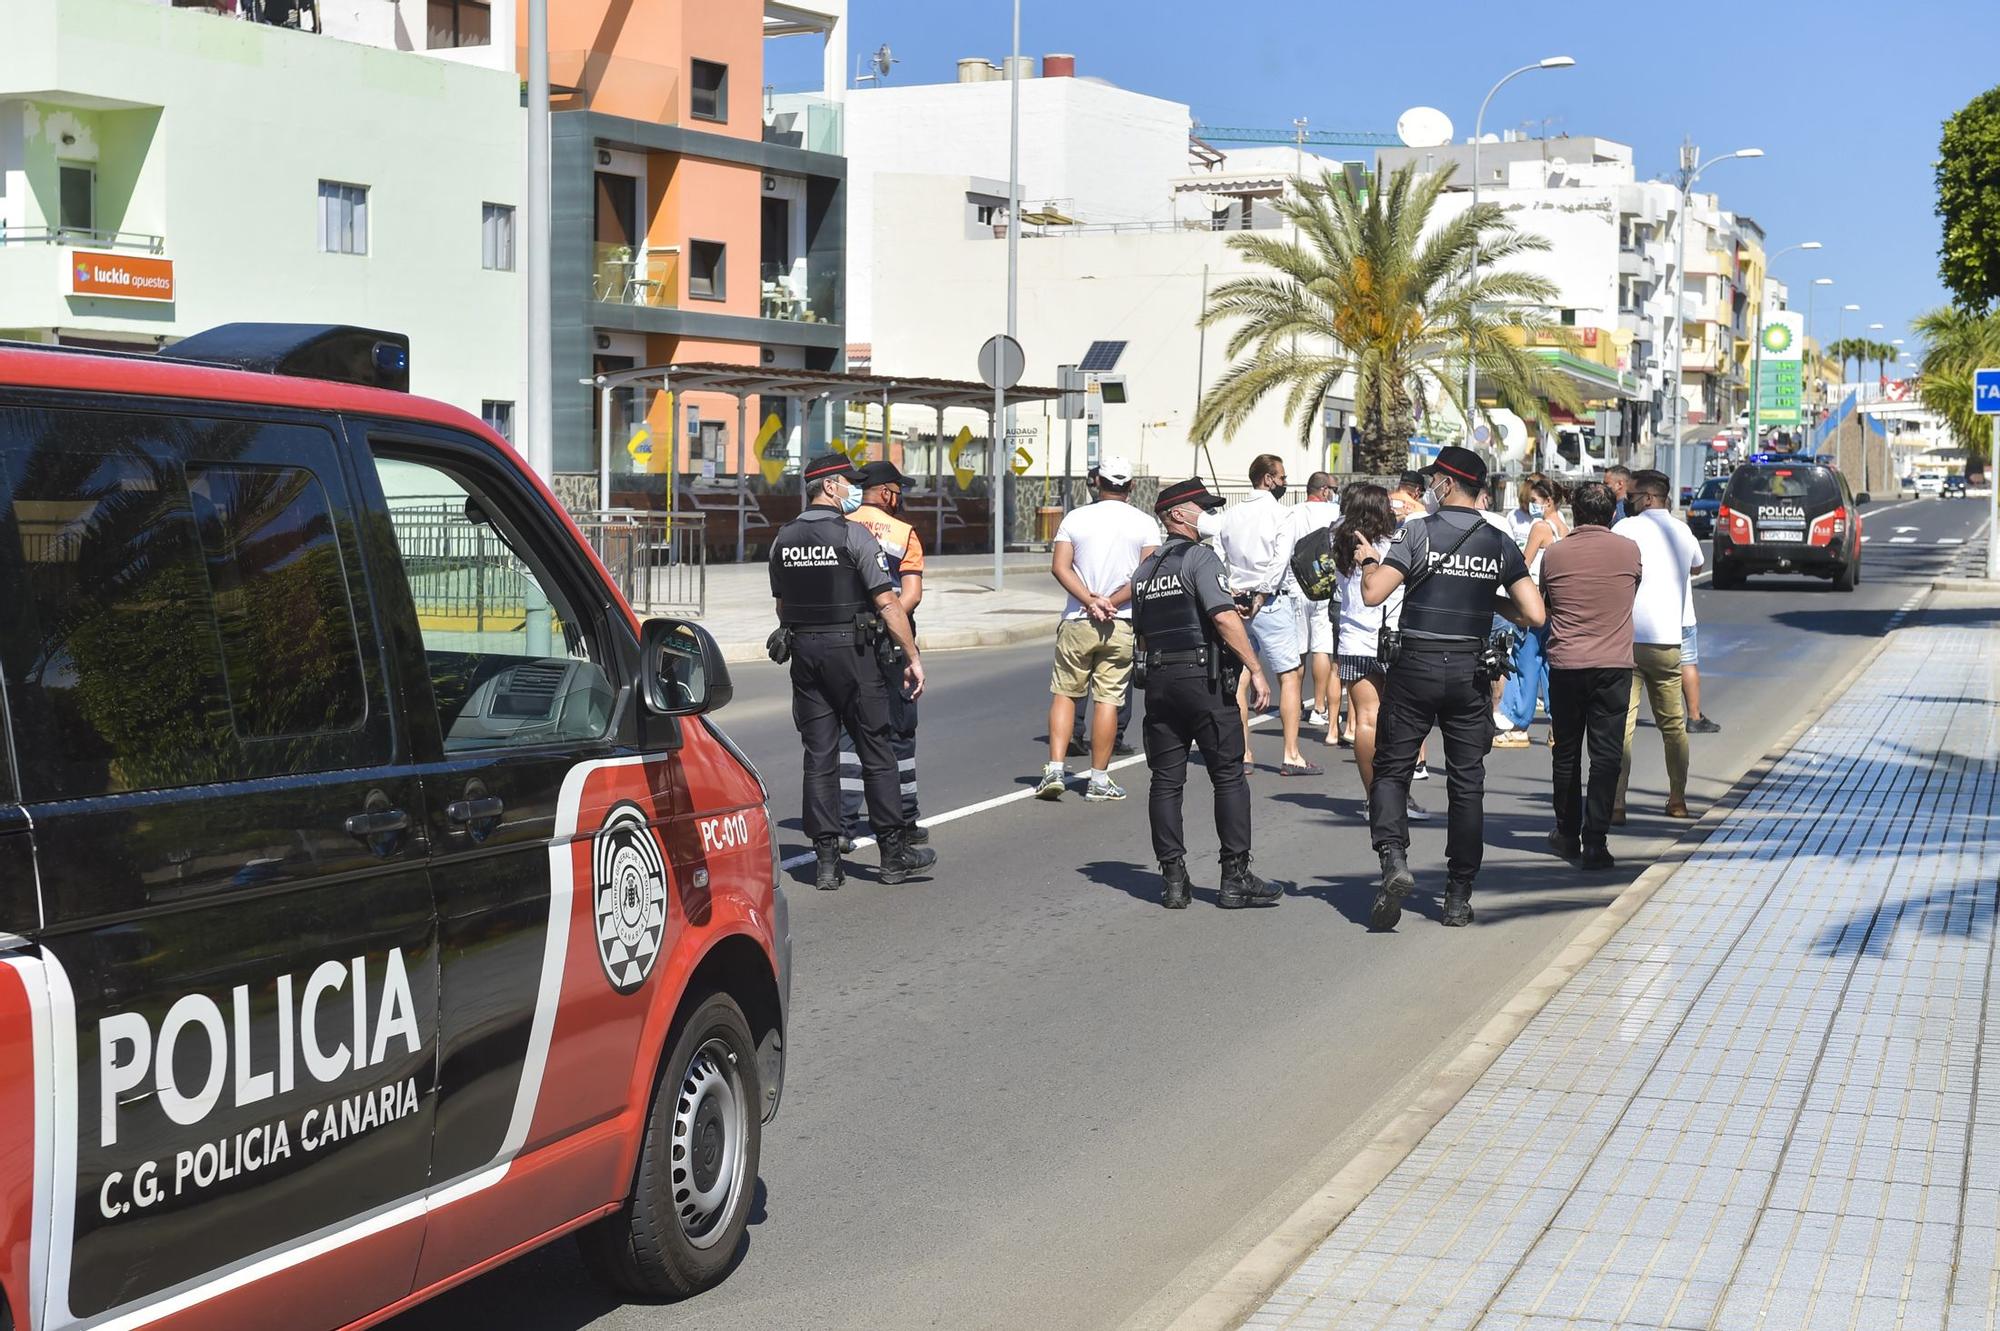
[640,618,733,716]
[1855,493,1870,507]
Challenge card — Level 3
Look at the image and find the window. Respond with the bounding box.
[318,180,368,255]
[482,202,515,271]
[58,163,94,237]
[426,0,490,47]
[690,59,728,122]
[481,400,515,441]
[373,453,613,752]
[688,239,725,301]
[0,410,378,802]
[975,204,997,225]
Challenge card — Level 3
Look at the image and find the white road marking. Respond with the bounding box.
[781,712,1278,869]
[1861,536,1871,544]
[1939,538,1964,545]
[1891,537,1917,545]
[1895,526,1920,533]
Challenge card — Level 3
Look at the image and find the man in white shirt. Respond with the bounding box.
[1199,454,1318,776]
[1036,455,1161,802]
[1286,471,1342,740]
[1611,469,1703,820]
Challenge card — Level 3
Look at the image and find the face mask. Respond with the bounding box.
[881,490,901,513]
[1423,484,1444,515]
[1529,502,1544,517]
[1270,483,1287,501]
[838,485,864,515]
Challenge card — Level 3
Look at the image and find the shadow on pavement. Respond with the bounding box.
[1771,605,2000,637]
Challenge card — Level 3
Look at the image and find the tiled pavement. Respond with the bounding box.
[1246,592,2000,1331]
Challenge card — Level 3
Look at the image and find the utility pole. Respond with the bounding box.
[525,0,552,483]
[992,0,1021,590]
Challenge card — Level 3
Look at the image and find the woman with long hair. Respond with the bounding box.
[1334,484,1427,822]
[1495,473,1571,745]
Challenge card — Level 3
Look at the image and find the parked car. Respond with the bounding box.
[1686,477,1728,538]
[1712,458,1865,591]
[1917,475,1943,497]
[0,326,789,1331]
[1944,474,1967,498]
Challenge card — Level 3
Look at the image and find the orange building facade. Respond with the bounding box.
[530,0,848,502]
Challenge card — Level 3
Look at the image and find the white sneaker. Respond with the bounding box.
[1034,765,1067,800]
[1492,710,1514,731]
[1307,708,1330,727]
[1409,799,1433,822]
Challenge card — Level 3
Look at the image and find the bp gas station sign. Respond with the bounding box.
[1753,311,1804,428]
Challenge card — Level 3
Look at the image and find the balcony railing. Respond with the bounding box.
[762,93,843,155]
[593,244,679,307]
[0,226,166,253]
[761,261,834,324]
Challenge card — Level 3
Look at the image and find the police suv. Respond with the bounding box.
[0,326,789,1331]
[1711,454,1866,591]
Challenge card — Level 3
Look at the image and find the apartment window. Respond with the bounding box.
[427,0,490,48]
[58,163,94,237]
[317,180,368,255]
[688,240,725,301]
[481,202,515,271]
[975,204,997,225]
[481,400,514,441]
[1559,308,1578,326]
[691,59,728,122]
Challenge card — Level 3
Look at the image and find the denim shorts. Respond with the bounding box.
[1680,624,1699,666]
[1249,597,1303,674]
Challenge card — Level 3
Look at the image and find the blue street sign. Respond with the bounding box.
[1976,366,2000,415]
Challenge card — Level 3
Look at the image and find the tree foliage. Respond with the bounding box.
[1192,162,1580,475]
[1914,307,2000,464]
[1938,85,2000,313]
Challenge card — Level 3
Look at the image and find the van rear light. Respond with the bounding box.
[1719,504,1753,544]
[1808,507,1846,546]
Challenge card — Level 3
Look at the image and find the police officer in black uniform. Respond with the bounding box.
[1355,446,1544,929]
[1131,477,1280,910]
[769,454,939,891]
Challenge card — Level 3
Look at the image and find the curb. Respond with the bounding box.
[717,614,1060,665]
[1153,586,1932,1331]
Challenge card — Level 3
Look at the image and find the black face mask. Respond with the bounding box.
[1270,483,1287,501]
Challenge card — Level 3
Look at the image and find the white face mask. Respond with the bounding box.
[1423,482,1446,515]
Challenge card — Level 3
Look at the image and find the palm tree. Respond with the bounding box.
[1822,337,1865,385]
[1914,306,2000,464]
[1192,162,1580,475]
[1871,339,1898,385]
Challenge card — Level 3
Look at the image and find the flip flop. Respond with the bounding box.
[1279,761,1324,776]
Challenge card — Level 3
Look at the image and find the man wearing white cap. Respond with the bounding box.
[1036,455,1160,802]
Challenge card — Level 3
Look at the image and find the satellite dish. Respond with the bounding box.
[1395,106,1454,149]
[872,44,895,78]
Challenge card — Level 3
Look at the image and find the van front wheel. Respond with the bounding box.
[579,993,762,1299]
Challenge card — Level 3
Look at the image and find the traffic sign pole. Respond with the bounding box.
[1976,368,2000,581]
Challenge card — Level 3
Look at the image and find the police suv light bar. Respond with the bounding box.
[160,323,411,392]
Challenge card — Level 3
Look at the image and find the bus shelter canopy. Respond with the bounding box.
[593,361,1060,411]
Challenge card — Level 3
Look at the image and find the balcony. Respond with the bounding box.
[1617,247,1656,282]
[760,262,834,324]
[0,226,166,253]
[762,93,843,156]
[592,244,679,307]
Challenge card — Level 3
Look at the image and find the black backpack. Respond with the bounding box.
[1288,525,1340,602]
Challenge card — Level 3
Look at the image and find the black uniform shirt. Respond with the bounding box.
[769,506,896,620]
[1133,536,1238,653]
[1383,508,1527,641]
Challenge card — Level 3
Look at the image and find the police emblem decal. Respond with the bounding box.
[592,803,669,993]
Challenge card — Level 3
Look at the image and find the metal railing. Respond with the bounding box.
[592,244,678,307]
[0,226,167,253]
[575,511,706,617]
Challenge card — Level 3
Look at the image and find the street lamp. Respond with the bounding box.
[1745,239,1821,450]
[1804,277,1833,444]
[1837,304,1861,384]
[1465,55,1576,445]
[1665,144,1762,502]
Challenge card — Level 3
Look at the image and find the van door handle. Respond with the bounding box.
[344,809,411,839]
[446,797,505,825]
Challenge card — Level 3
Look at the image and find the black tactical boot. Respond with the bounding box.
[838,834,858,854]
[814,837,844,892]
[878,827,939,885]
[1372,846,1415,930]
[1578,843,1617,872]
[907,824,930,846]
[1160,858,1193,910]
[1217,853,1281,909]
[1442,878,1475,927]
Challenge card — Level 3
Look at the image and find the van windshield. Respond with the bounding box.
[1728,466,1840,509]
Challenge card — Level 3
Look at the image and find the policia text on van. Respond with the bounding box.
[0,325,790,1331]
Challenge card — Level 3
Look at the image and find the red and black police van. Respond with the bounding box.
[1711,453,1867,591]
[0,326,788,1331]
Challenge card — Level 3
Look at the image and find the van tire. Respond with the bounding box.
[579,993,762,1300]
[1834,560,1858,592]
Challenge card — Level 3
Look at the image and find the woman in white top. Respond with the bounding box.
[1496,475,1569,742]
[1332,484,1428,822]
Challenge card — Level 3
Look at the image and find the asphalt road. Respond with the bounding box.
[394,496,1989,1331]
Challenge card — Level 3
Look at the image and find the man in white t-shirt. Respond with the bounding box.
[1286,471,1342,739]
[1036,455,1161,802]
[1611,469,1703,820]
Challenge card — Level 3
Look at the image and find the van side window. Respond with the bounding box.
[373,453,614,751]
[0,407,385,801]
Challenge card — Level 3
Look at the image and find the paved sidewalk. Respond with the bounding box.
[692,551,1065,662]
[1240,589,2000,1331]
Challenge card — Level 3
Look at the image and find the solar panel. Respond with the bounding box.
[1078,340,1127,373]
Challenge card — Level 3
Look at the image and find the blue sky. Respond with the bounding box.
[771,0,1998,360]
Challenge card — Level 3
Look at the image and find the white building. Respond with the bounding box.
[0,0,523,426]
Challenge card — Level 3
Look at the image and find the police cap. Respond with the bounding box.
[1420,445,1488,490]
[1154,477,1227,514]
[803,452,862,483]
[854,460,914,489]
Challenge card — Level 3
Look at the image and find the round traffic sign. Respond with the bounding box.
[1471,423,1492,445]
[978,334,1025,391]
